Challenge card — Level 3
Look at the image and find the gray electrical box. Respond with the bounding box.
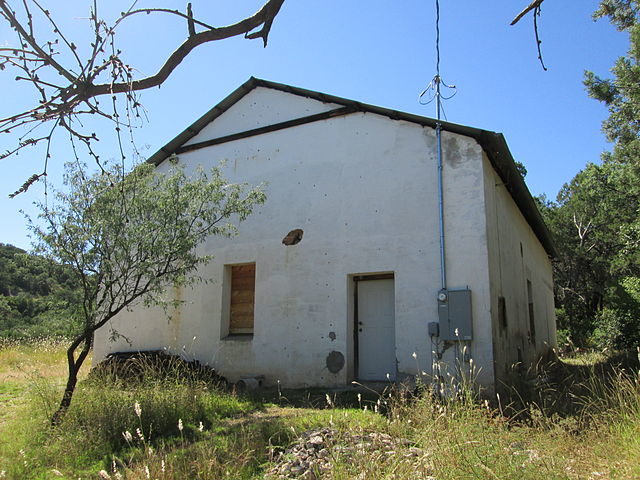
[437,288,473,340]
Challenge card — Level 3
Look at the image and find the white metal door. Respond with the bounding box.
[357,278,396,381]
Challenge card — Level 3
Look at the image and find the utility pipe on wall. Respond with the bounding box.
[436,114,446,291]
[419,0,455,292]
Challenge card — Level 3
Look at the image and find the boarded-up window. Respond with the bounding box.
[229,264,255,334]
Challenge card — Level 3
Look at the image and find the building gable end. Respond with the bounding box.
[182,87,343,148]
[147,77,556,257]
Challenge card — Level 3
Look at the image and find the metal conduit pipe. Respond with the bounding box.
[436,119,446,291]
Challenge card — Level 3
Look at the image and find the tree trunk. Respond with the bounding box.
[51,334,92,426]
[50,367,79,426]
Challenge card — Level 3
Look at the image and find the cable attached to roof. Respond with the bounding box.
[418,0,456,291]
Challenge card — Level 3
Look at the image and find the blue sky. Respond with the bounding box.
[0,0,629,250]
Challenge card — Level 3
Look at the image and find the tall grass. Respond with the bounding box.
[2,356,262,478]
[0,340,638,479]
[0,336,69,380]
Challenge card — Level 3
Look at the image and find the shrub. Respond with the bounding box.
[589,307,639,351]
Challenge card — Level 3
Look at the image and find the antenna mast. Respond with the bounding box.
[419,0,456,291]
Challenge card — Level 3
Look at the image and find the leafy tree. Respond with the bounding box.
[515,160,528,178]
[542,0,640,348]
[584,0,640,218]
[542,163,640,349]
[540,164,628,344]
[585,1,640,234]
[29,161,265,424]
[583,0,640,347]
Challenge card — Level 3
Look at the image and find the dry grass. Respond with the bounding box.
[0,337,83,383]
[0,340,638,479]
[0,338,86,434]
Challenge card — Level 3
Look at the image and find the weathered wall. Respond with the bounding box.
[437,134,495,391]
[94,88,497,389]
[183,88,341,144]
[482,153,557,389]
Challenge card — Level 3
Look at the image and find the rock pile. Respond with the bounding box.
[265,427,431,479]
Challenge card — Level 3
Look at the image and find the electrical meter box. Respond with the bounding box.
[437,288,473,341]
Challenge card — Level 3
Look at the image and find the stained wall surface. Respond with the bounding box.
[482,153,557,389]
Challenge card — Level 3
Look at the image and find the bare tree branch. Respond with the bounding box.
[0,1,76,82]
[0,0,285,195]
[511,0,545,26]
[511,0,548,71]
[80,0,285,98]
[532,4,547,71]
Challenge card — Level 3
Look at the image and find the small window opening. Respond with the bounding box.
[517,346,523,365]
[229,263,255,335]
[498,296,507,331]
[527,280,536,345]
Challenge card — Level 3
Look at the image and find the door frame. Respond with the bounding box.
[353,273,395,381]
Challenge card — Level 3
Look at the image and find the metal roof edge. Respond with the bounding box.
[477,131,558,258]
[147,77,262,166]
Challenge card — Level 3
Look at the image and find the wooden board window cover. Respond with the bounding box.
[230,264,255,334]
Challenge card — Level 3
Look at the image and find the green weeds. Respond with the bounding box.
[0,340,638,479]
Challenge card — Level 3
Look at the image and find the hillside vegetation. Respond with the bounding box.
[0,243,81,338]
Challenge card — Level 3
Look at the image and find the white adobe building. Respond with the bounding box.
[93,78,557,394]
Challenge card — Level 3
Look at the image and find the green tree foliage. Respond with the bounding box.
[588,1,640,146]
[0,243,82,338]
[542,0,640,349]
[585,2,640,268]
[29,161,265,424]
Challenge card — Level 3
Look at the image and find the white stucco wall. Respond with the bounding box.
[94,89,501,389]
[438,135,495,390]
[482,153,557,387]
[183,87,341,146]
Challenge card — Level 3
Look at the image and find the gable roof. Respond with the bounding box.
[148,77,557,257]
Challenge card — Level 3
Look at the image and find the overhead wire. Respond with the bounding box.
[420,1,461,389]
[419,0,456,292]
[418,0,457,108]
